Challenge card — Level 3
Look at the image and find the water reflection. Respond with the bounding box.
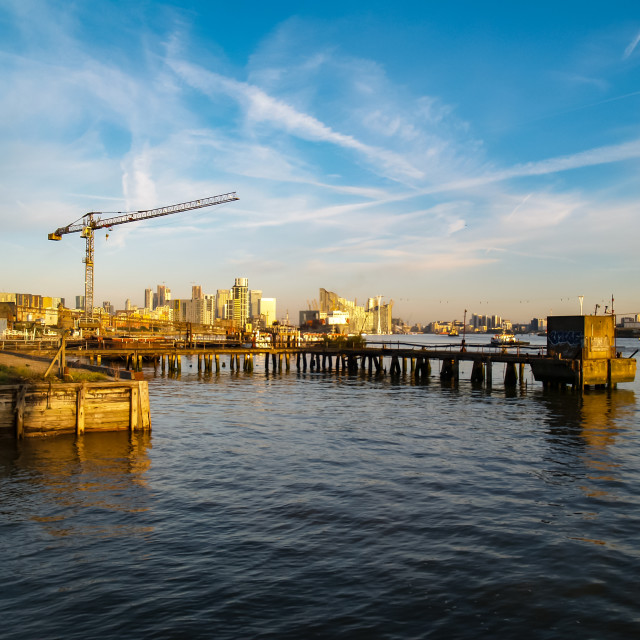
[0,431,152,540]
[536,388,636,512]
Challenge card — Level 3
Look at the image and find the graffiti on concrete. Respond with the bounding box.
[548,330,583,348]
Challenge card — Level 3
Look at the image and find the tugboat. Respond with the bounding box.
[490,330,518,346]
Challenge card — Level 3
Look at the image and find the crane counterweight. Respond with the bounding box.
[48,192,239,320]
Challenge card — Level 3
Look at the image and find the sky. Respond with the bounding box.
[1,1,640,324]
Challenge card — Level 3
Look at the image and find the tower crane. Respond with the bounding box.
[48,192,239,320]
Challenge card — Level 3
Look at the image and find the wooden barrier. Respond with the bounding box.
[0,380,151,438]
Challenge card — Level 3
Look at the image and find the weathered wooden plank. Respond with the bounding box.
[139,381,151,430]
[15,385,26,439]
[76,383,86,435]
[130,385,139,431]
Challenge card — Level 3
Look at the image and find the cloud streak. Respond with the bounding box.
[623,31,640,59]
[167,58,425,182]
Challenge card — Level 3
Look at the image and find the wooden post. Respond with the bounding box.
[130,384,139,431]
[285,353,290,372]
[519,362,525,385]
[59,334,66,378]
[504,362,518,387]
[471,360,484,384]
[161,355,166,372]
[76,383,86,436]
[215,353,220,373]
[15,385,26,439]
[197,354,202,371]
[440,358,455,381]
[96,355,101,366]
[140,381,151,431]
[278,353,283,372]
[486,359,493,388]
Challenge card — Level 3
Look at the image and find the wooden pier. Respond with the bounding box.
[55,336,635,391]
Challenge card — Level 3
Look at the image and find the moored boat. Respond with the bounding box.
[490,331,518,346]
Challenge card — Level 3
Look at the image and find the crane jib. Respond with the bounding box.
[48,192,239,237]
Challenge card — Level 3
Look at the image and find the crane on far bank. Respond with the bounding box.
[48,192,239,320]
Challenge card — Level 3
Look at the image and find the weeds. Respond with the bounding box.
[0,363,109,385]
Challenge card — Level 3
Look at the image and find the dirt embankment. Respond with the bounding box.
[0,352,53,375]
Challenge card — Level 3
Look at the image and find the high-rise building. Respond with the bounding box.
[203,294,215,325]
[157,284,168,308]
[260,298,276,327]
[216,289,231,320]
[250,290,262,319]
[144,288,153,309]
[192,285,203,300]
[231,277,249,327]
[125,298,131,311]
[75,295,85,311]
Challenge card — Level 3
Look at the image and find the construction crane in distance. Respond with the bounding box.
[48,192,239,320]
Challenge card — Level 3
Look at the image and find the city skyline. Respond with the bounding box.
[2,3,640,323]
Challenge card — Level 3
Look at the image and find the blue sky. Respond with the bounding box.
[2,1,640,324]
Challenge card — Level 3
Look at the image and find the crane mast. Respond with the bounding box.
[48,192,239,320]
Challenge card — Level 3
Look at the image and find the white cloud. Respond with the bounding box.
[166,58,425,182]
[623,30,640,59]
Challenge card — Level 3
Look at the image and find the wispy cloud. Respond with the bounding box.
[167,58,425,182]
[623,30,640,59]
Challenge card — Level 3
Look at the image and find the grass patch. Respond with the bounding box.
[67,370,110,382]
[0,363,44,384]
[0,363,109,384]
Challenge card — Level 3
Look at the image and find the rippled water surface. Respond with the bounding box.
[2,335,640,639]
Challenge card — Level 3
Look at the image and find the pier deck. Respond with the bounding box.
[9,337,631,391]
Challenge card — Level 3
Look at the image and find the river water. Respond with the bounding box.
[1,334,639,639]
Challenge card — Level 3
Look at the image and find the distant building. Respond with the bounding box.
[299,309,321,328]
[76,295,85,311]
[250,290,262,320]
[312,288,392,334]
[530,318,547,332]
[144,288,153,310]
[156,284,169,309]
[192,285,203,300]
[216,289,231,320]
[260,297,276,327]
[231,277,249,327]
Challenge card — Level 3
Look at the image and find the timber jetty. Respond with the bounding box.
[0,380,151,439]
[27,314,635,392]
